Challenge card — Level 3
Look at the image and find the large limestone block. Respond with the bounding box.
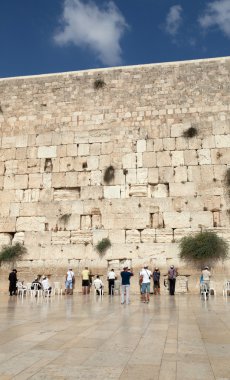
[155,229,174,243]
[91,170,102,186]
[211,148,229,165]
[65,172,78,187]
[122,153,137,169]
[142,152,156,168]
[174,166,187,182]
[140,229,155,243]
[14,175,28,190]
[149,184,169,198]
[70,231,93,244]
[78,172,91,186]
[52,231,70,245]
[63,214,81,231]
[52,173,66,188]
[125,169,137,184]
[197,149,211,165]
[163,138,176,151]
[2,136,16,148]
[156,151,172,167]
[0,218,16,232]
[163,212,191,228]
[59,157,75,172]
[104,186,121,199]
[92,229,108,245]
[36,133,52,146]
[159,167,174,183]
[5,160,18,175]
[190,211,213,228]
[78,144,89,156]
[19,203,38,217]
[171,151,184,166]
[125,229,140,243]
[169,182,196,197]
[0,233,13,246]
[184,150,198,166]
[29,173,43,189]
[38,146,57,158]
[129,184,148,197]
[42,173,52,189]
[24,231,51,246]
[53,188,80,201]
[148,168,159,183]
[87,156,99,171]
[215,135,230,148]
[171,123,185,138]
[16,217,46,232]
[4,175,15,190]
[9,203,20,217]
[136,168,148,184]
[81,186,103,200]
[109,229,125,244]
[0,148,16,161]
[137,139,146,153]
[203,195,221,211]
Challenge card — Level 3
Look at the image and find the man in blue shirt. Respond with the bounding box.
[120,266,133,304]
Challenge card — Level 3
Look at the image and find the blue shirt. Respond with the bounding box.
[120,271,133,285]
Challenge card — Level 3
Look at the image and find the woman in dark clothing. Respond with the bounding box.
[9,269,17,296]
[153,268,161,295]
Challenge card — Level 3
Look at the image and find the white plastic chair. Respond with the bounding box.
[31,283,42,298]
[53,282,63,295]
[111,279,121,295]
[209,281,216,297]
[17,283,27,297]
[223,281,230,297]
[94,282,104,296]
[200,283,209,300]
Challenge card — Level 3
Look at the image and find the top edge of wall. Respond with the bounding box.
[0,56,230,82]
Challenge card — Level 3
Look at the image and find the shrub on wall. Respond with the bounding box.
[179,231,228,268]
[94,78,105,90]
[183,127,198,138]
[0,243,27,264]
[103,166,115,183]
[96,238,111,255]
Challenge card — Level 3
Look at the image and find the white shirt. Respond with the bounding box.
[66,270,74,281]
[93,278,103,289]
[108,271,116,280]
[42,278,50,290]
[202,269,211,281]
[140,269,152,284]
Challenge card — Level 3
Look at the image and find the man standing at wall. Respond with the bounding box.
[168,265,178,296]
[8,269,17,296]
[120,267,133,305]
[82,267,90,295]
[139,264,152,303]
[107,268,116,295]
[65,268,75,295]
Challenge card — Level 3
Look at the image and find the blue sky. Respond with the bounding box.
[1,0,230,78]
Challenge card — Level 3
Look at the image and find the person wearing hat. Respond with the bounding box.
[153,267,161,295]
[8,269,18,296]
[202,266,211,294]
[41,276,52,296]
[65,268,75,295]
[120,266,133,304]
[139,264,152,303]
[168,265,178,295]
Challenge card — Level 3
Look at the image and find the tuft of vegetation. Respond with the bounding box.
[0,105,3,113]
[183,127,198,138]
[225,168,230,198]
[96,238,111,255]
[59,214,71,224]
[179,231,229,268]
[103,165,115,183]
[94,78,105,90]
[0,243,27,264]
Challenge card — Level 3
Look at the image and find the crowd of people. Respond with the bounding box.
[8,264,212,303]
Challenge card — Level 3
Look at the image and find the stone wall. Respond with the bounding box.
[0,57,230,290]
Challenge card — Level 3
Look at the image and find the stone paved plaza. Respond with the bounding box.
[0,293,230,380]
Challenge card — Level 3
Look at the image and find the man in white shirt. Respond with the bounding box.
[65,268,75,295]
[41,276,52,296]
[139,264,152,303]
[107,269,116,295]
[93,275,104,295]
[202,266,211,292]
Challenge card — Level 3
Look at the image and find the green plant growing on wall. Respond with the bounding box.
[183,127,198,138]
[94,78,105,90]
[96,238,111,255]
[59,214,71,224]
[224,168,230,198]
[179,231,228,268]
[0,243,27,264]
[103,166,115,183]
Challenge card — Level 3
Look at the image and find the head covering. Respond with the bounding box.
[170,265,174,269]
[144,263,148,268]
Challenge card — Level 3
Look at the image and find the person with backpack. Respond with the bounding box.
[153,268,161,295]
[168,265,178,295]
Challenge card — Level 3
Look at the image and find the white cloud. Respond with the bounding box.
[54,0,128,66]
[165,5,183,36]
[199,0,230,38]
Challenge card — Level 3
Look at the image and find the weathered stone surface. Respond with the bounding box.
[0,56,229,278]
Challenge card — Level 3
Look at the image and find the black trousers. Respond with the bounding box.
[169,279,176,295]
[108,279,115,295]
[9,282,17,295]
